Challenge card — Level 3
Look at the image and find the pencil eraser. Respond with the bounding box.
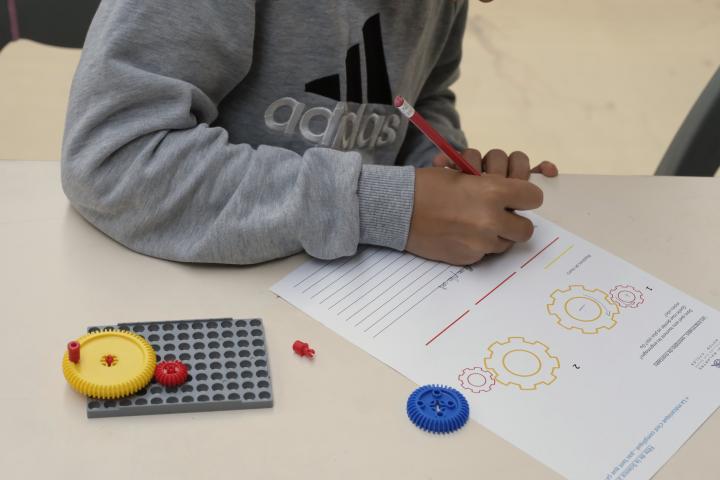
[393,96,404,108]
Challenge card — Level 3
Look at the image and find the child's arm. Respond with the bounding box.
[61,1,414,264]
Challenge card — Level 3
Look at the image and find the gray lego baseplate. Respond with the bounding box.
[85,318,273,418]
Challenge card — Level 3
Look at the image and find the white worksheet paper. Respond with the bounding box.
[272,212,720,480]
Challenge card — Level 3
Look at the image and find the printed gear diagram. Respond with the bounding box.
[547,285,619,334]
[609,285,645,308]
[484,337,560,390]
[458,367,495,393]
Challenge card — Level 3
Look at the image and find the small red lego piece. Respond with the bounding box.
[67,341,80,363]
[292,340,315,358]
[154,360,189,387]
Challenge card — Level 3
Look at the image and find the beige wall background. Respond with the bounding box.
[1,0,719,174]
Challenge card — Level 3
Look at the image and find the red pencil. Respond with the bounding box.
[394,95,482,176]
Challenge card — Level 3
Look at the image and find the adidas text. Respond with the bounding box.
[265,97,400,151]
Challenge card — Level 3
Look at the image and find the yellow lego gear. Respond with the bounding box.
[484,337,560,390]
[547,285,619,334]
[62,330,156,399]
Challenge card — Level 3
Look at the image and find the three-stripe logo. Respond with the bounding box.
[305,13,393,105]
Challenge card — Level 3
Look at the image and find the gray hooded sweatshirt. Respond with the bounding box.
[62,0,468,264]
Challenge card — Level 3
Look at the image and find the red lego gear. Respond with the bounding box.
[292,340,315,358]
[154,360,189,387]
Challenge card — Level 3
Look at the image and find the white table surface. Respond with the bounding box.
[0,161,717,479]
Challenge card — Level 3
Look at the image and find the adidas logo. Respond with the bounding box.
[264,13,401,151]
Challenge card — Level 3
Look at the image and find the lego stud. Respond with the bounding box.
[67,341,80,363]
[292,340,315,359]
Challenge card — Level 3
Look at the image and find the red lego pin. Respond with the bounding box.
[292,340,315,359]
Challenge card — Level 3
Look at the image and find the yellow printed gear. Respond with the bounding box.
[547,285,619,334]
[62,330,156,399]
[484,337,559,390]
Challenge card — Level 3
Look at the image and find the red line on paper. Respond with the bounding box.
[424,237,560,347]
[426,271,519,346]
[475,271,517,305]
[425,309,470,346]
[521,236,560,269]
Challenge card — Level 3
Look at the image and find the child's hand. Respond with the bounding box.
[406,166,543,265]
[432,149,558,179]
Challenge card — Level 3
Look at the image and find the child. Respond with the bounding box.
[62,0,557,266]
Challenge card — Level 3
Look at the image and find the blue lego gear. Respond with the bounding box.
[406,384,470,434]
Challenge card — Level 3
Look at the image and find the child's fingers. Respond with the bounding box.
[432,150,483,173]
[482,149,509,176]
[434,150,556,179]
[530,161,559,177]
[431,153,453,168]
[462,149,483,172]
[508,151,531,180]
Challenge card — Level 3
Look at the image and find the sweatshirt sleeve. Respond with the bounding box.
[61,0,416,264]
[396,1,469,168]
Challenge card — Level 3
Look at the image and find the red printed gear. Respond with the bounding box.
[458,367,495,394]
[154,360,189,387]
[609,285,645,308]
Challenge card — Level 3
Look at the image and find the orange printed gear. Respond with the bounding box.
[62,330,156,399]
[547,285,619,334]
[484,337,560,390]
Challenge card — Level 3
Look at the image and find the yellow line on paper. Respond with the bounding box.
[544,245,574,270]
